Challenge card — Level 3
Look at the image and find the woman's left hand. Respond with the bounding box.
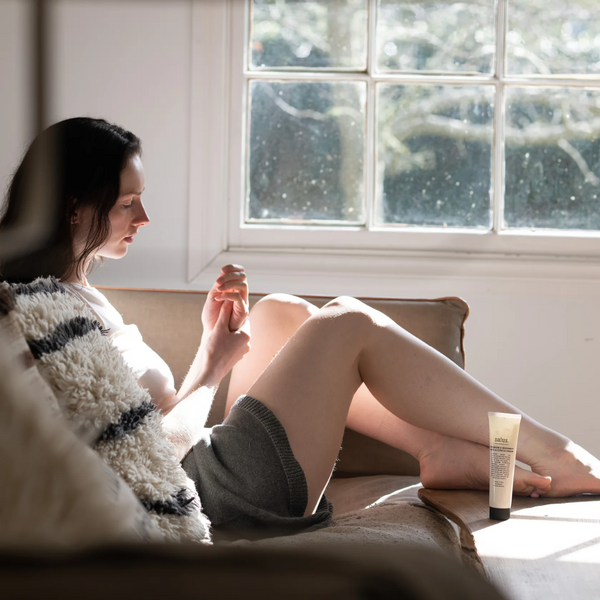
[202,264,249,333]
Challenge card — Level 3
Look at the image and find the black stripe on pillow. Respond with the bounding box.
[0,285,15,315]
[140,488,199,517]
[98,401,156,442]
[10,278,66,297]
[27,316,105,359]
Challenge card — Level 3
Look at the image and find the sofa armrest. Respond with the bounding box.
[0,542,505,600]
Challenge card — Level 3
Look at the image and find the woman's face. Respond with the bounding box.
[73,154,149,264]
[97,154,149,259]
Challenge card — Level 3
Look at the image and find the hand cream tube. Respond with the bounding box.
[488,412,521,521]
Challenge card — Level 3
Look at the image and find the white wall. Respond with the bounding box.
[0,0,32,194]
[1,0,600,458]
[51,0,193,288]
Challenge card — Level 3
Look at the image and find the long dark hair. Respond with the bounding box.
[0,117,141,283]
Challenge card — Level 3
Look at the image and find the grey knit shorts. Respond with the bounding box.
[182,395,333,542]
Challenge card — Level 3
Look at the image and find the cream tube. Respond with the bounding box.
[488,412,521,520]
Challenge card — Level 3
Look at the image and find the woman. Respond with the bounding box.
[2,117,599,539]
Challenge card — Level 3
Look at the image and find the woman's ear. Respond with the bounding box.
[69,198,79,225]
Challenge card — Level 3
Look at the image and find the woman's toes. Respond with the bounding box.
[513,469,552,496]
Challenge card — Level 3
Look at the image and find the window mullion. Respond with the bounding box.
[492,81,506,234]
[366,79,375,231]
[492,0,508,234]
[366,0,377,231]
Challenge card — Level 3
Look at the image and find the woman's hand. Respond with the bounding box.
[197,299,251,388]
[183,264,250,391]
[202,264,249,334]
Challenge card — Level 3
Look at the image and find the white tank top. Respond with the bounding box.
[63,282,177,412]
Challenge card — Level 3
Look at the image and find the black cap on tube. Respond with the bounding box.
[489,507,510,521]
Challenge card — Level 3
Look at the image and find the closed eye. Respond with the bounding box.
[122,197,138,208]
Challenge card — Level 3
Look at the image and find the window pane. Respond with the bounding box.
[504,87,600,230]
[507,1,600,75]
[376,0,496,74]
[250,0,368,70]
[247,80,366,224]
[376,84,493,228]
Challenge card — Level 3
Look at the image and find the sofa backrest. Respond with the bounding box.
[100,289,469,478]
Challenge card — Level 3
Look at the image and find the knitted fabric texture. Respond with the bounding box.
[10,277,211,543]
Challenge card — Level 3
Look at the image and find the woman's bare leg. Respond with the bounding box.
[241,296,600,514]
[227,295,551,510]
[226,294,318,416]
[344,386,544,494]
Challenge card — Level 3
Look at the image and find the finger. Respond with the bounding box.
[218,268,246,279]
[217,294,249,323]
[220,264,245,275]
[207,278,224,300]
[217,280,249,294]
[216,273,247,289]
[219,265,248,301]
[216,273,247,300]
[215,299,233,329]
[214,291,246,303]
[215,290,248,306]
[218,297,247,333]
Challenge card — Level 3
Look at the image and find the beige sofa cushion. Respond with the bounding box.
[100,289,469,478]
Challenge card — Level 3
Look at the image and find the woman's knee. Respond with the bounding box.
[316,296,372,329]
[320,296,392,330]
[251,293,317,329]
[323,295,368,312]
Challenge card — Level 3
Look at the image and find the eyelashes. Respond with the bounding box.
[121,198,137,209]
[119,194,142,210]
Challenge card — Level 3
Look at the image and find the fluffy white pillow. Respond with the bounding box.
[0,288,161,548]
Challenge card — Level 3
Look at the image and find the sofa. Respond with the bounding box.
[0,285,507,599]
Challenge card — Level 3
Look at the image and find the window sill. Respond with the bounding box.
[188,245,600,296]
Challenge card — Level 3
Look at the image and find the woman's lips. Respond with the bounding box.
[124,236,134,243]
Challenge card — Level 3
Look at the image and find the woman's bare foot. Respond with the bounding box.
[525,441,600,497]
[418,434,552,497]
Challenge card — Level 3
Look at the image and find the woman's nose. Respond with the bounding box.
[134,201,150,226]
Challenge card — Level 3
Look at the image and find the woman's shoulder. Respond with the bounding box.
[62,281,132,334]
[62,281,106,304]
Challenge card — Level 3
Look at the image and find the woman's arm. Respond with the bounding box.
[160,385,217,462]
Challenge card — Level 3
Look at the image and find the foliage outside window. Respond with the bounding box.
[245,0,600,233]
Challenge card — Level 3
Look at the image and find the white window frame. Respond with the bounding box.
[187,0,600,291]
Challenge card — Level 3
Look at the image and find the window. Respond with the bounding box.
[188,1,600,286]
